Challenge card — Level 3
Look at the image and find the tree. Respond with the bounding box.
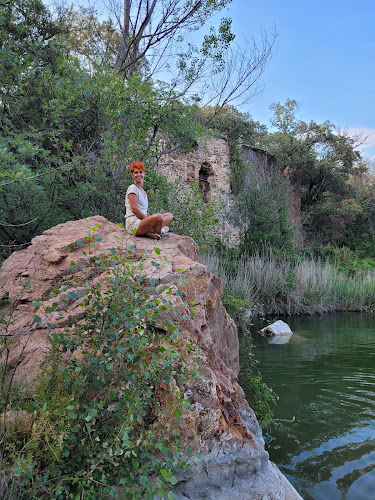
[58,5,122,72]
[0,0,102,256]
[199,105,267,146]
[231,158,294,253]
[59,0,275,121]
[113,0,234,76]
[0,0,276,259]
[265,100,367,244]
[266,100,364,204]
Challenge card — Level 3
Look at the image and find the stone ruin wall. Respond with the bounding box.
[158,137,240,245]
[157,138,302,245]
[241,146,301,223]
[240,145,279,173]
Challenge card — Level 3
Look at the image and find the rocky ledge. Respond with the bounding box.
[0,216,302,499]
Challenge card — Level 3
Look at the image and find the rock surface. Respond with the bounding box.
[0,216,302,499]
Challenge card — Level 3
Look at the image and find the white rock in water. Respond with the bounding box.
[259,320,293,336]
[267,334,293,344]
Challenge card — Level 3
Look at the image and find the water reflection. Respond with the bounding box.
[246,313,375,500]
[266,333,293,344]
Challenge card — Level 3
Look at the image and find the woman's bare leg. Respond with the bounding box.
[161,213,173,228]
[136,214,163,235]
[136,213,173,236]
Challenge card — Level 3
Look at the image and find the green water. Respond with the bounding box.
[250,313,375,500]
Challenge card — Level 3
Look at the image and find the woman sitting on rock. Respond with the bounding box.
[125,161,173,240]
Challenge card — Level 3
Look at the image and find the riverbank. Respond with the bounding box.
[202,251,375,317]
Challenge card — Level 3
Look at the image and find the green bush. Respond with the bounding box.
[166,181,222,252]
[1,239,196,499]
[230,161,294,254]
[222,291,276,429]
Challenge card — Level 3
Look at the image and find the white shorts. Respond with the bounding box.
[125,215,141,234]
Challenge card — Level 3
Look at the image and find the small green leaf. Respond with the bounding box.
[33,315,41,324]
[76,240,83,247]
[168,491,176,499]
[173,407,182,419]
[32,300,40,308]
[139,475,148,486]
[155,247,160,255]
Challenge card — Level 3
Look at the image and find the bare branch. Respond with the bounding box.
[0,217,39,227]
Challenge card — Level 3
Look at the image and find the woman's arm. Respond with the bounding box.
[128,193,146,219]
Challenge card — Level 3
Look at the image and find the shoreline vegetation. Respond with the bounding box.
[203,251,375,317]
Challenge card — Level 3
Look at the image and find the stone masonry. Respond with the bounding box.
[158,137,239,243]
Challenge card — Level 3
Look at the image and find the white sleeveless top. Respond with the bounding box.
[125,184,148,218]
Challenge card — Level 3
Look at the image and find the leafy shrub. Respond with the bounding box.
[222,291,276,429]
[230,160,294,253]
[1,238,196,499]
[165,181,222,252]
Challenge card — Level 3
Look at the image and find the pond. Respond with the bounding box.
[248,313,375,500]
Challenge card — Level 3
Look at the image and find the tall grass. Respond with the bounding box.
[202,251,375,316]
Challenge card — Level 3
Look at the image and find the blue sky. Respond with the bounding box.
[219,0,375,158]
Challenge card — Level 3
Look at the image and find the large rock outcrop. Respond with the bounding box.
[0,216,302,499]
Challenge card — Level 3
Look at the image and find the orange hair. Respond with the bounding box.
[130,161,146,173]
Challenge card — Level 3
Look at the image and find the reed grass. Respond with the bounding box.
[202,251,375,316]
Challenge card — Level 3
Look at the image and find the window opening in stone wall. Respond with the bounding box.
[199,162,213,202]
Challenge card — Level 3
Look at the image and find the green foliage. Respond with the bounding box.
[204,248,375,317]
[199,105,267,146]
[231,161,294,253]
[198,106,295,254]
[0,0,214,260]
[343,232,375,260]
[1,241,195,499]
[265,99,372,248]
[269,98,300,134]
[61,5,122,68]
[222,291,276,429]
[267,101,362,204]
[201,17,235,70]
[165,181,222,252]
[0,0,102,256]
